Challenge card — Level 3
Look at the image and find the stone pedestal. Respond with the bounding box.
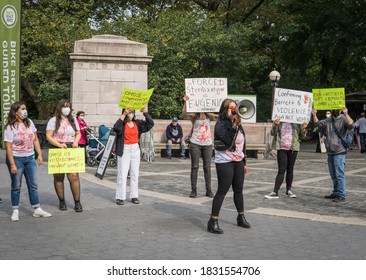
[69,34,152,127]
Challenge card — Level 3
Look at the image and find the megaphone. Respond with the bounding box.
[237,99,256,120]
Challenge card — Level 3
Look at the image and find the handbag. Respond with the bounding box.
[332,122,353,149]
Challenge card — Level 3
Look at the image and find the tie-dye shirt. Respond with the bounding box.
[190,119,212,146]
[46,117,79,143]
[214,130,245,163]
[4,120,37,157]
[280,122,293,150]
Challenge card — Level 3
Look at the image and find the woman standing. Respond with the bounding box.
[264,119,307,199]
[76,111,89,163]
[183,95,217,198]
[113,107,154,205]
[207,99,250,234]
[4,101,52,221]
[46,99,83,212]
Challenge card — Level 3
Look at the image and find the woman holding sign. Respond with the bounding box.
[113,107,154,205]
[46,99,83,212]
[264,119,307,199]
[4,101,52,221]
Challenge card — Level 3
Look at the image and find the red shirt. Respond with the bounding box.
[124,123,139,144]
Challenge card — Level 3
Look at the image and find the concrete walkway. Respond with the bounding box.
[0,143,365,260]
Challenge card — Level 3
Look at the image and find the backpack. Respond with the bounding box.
[332,122,353,149]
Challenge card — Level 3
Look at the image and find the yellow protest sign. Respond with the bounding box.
[48,148,85,174]
[312,88,345,110]
[119,88,154,110]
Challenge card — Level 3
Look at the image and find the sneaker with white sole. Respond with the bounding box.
[11,209,19,222]
[33,207,52,218]
[264,192,279,199]
[286,190,297,198]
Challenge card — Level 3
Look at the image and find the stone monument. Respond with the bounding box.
[69,34,152,127]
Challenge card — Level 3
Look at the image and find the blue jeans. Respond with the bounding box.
[327,154,346,198]
[6,155,40,209]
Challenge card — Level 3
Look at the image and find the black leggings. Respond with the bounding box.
[211,161,245,217]
[274,149,298,193]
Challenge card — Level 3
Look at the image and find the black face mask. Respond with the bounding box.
[331,110,340,117]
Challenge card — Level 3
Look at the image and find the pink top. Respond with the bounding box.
[4,120,37,157]
[77,118,87,145]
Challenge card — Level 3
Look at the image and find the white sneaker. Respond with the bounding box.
[11,209,19,222]
[33,207,52,218]
[264,192,279,199]
[286,190,297,198]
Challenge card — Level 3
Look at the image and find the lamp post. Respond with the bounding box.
[268,69,281,116]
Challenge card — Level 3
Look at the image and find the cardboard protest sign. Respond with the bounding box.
[312,88,345,110]
[272,88,313,124]
[119,88,154,110]
[185,78,227,112]
[48,148,85,174]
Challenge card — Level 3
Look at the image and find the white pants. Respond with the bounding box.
[116,143,141,200]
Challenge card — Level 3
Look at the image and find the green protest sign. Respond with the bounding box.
[119,88,154,110]
[312,88,345,110]
[1,0,21,148]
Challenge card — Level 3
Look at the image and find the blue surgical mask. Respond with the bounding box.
[20,109,28,120]
[79,116,84,120]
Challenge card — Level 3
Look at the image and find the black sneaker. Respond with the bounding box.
[332,197,345,202]
[205,190,214,198]
[181,156,186,159]
[0,197,2,203]
[59,200,67,211]
[116,199,124,205]
[324,194,337,199]
[74,201,83,212]
[131,198,140,204]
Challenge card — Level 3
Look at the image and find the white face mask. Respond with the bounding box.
[62,107,71,116]
[79,116,84,120]
[19,109,28,120]
[127,113,134,119]
[326,113,331,118]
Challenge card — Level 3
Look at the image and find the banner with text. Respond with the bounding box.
[48,148,85,174]
[1,0,21,148]
[312,88,345,110]
[119,88,154,110]
[185,78,227,112]
[272,88,313,124]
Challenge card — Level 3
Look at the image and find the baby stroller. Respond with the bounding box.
[86,125,117,167]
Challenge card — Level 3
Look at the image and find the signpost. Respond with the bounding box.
[1,0,21,148]
[96,131,116,179]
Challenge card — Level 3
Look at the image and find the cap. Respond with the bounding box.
[172,117,178,122]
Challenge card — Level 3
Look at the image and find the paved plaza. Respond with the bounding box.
[0,143,365,260]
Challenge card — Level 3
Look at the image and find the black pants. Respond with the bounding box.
[211,161,244,217]
[274,149,298,193]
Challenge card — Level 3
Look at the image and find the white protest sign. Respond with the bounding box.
[185,78,227,112]
[272,88,313,124]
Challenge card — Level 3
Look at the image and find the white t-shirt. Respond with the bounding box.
[46,117,79,143]
[190,119,212,146]
[4,120,37,157]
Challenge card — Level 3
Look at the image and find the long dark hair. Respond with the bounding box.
[218,98,236,119]
[5,101,30,128]
[54,99,77,134]
[121,108,136,123]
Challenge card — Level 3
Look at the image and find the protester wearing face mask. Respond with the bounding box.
[207,98,250,234]
[76,111,89,163]
[312,107,354,202]
[4,101,52,221]
[113,107,154,205]
[46,99,83,212]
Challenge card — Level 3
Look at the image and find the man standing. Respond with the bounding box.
[312,108,354,202]
[166,117,186,159]
[355,112,366,156]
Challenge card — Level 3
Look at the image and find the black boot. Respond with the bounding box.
[205,188,214,198]
[237,213,251,228]
[207,217,223,234]
[189,189,197,198]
